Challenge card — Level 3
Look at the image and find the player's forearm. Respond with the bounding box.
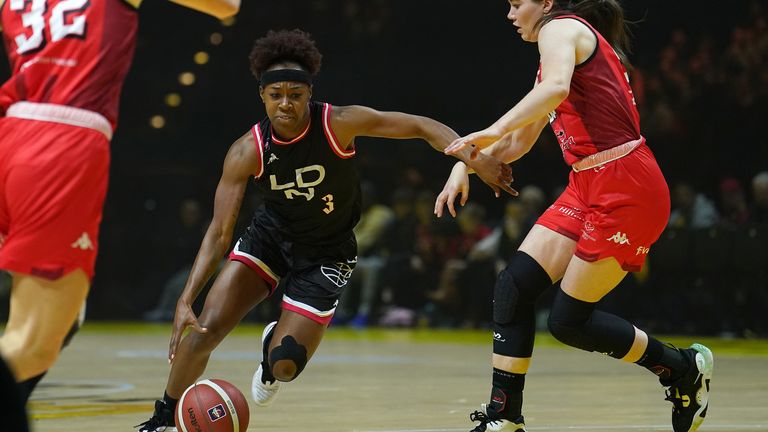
[168,0,240,19]
[491,81,567,136]
[417,117,476,163]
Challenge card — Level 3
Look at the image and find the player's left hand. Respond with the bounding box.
[444,126,504,156]
[467,153,517,198]
[435,162,470,218]
[168,300,208,364]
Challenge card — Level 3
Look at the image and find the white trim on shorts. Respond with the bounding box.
[6,101,113,140]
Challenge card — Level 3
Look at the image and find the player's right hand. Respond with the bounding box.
[168,301,208,364]
[435,162,470,218]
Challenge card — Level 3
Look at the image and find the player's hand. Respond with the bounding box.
[168,300,208,364]
[435,162,470,218]
[444,126,504,156]
[467,153,517,198]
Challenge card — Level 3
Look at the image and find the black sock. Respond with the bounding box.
[18,372,46,405]
[163,391,178,410]
[636,337,689,383]
[487,368,525,420]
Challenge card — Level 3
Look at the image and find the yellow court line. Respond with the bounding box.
[29,402,152,420]
[77,322,768,356]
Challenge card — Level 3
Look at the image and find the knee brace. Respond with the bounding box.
[268,335,308,381]
[547,288,635,359]
[493,251,552,358]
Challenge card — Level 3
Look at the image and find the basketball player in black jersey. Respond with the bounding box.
[136,29,515,431]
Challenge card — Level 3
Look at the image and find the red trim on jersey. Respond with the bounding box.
[271,118,311,145]
[323,103,355,159]
[281,301,334,325]
[251,125,265,178]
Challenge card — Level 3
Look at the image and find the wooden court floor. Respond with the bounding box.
[26,324,768,432]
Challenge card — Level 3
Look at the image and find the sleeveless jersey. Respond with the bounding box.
[0,0,140,129]
[250,101,361,246]
[538,15,641,166]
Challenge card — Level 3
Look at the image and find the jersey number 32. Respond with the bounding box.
[10,0,90,55]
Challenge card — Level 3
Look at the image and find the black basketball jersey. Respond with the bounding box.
[250,101,361,246]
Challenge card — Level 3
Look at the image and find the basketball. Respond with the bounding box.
[175,379,250,432]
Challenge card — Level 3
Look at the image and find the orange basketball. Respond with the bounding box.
[175,379,250,432]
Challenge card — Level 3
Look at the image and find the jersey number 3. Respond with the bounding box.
[10,0,90,55]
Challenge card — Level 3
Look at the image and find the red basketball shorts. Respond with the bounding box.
[535,144,670,272]
[0,117,110,280]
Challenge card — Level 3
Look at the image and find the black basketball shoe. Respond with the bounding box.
[663,343,714,432]
[135,400,176,432]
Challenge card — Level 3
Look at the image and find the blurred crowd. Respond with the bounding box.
[132,166,768,338]
[2,2,766,338]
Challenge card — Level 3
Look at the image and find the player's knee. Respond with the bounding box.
[270,361,298,382]
[11,342,59,376]
[268,335,308,382]
[547,288,594,351]
[494,251,551,325]
[546,315,585,348]
[186,323,227,353]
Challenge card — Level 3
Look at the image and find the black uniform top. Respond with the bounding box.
[250,101,361,247]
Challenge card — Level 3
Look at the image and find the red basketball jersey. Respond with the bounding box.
[538,15,641,166]
[0,0,140,129]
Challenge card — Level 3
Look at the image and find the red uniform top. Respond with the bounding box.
[538,15,641,166]
[0,0,140,129]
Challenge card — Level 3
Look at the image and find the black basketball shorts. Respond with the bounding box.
[229,221,357,325]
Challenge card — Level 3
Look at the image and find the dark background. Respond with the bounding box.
[1,0,766,327]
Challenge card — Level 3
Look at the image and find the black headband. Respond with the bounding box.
[260,69,313,87]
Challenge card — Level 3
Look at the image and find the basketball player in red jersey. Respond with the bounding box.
[0,0,241,405]
[437,1,713,431]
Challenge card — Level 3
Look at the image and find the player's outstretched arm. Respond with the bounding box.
[168,130,259,363]
[445,20,580,155]
[329,105,515,196]
[168,0,240,19]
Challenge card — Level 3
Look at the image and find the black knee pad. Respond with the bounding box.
[268,335,308,381]
[548,288,634,359]
[493,251,552,358]
[493,251,551,324]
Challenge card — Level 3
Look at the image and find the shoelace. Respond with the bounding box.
[469,410,502,431]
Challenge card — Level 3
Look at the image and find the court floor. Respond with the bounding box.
[27,324,768,432]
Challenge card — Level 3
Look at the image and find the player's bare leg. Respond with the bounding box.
[556,257,713,432]
[166,261,270,397]
[0,270,89,403]
[252,310,327,407]
[137,261,269,432]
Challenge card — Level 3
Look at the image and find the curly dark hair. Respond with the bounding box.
[249,29,323,80]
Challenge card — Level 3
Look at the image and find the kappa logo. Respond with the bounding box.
[71,232,94,250]
[606,231,631,245]
[207,404,227,422]
[267,153,279,164]
[493,332,506,342]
